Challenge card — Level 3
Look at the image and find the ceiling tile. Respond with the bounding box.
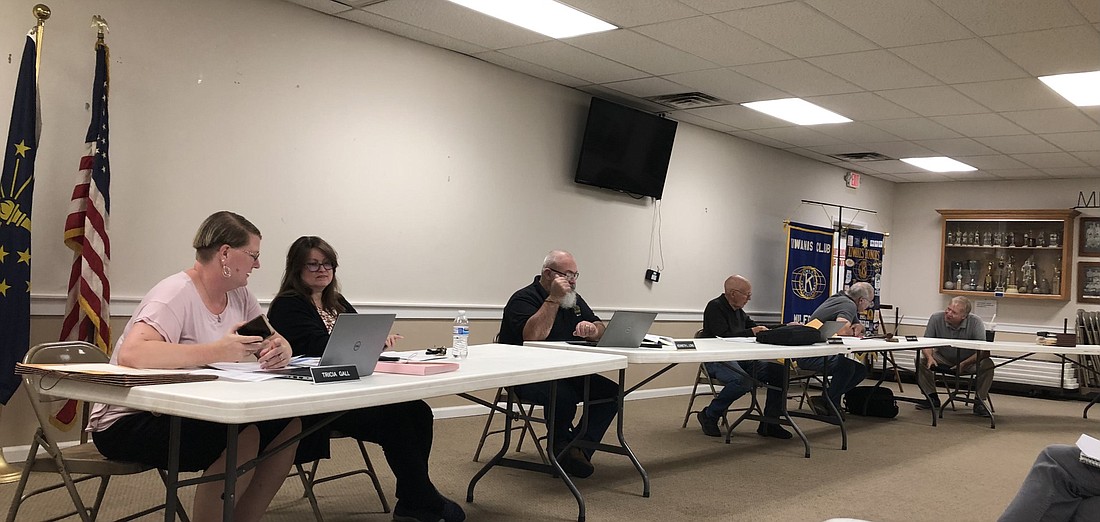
[575,85,672,114]
[1041,131,1100,152]
[677,0,794,14]
[943,171,1000,181]
[985,26,1100,77]
[805,143,874,156]
[712,2,877,57]
[338,9,489,54]
[473,51,589,87]
[915,138,999,156]
[955,155,1031,170]
[785,147,841,163]
[286,0,354,15]
[812,122,903,143]
[890,38,1030,84]
[931,0,1089,36]
[985,168,1052,179]
[662,68,787,104]
[633,16,792,66]
[867,118,963,140]
[727,130,796,148]
[1073,0,1100,23]
[871,173,912,183]
[806,0,973,47]
[670,111,739,133]
[929,114,1030,137]
[752,126,850,147]
[732,60,861,97]
[807,93,919,121]
[561,0,702,28]
[601,76,690,98]
[807,50,941,91]
[501,41,648,84]
[364,0,549,49]
[1002,108,1100,134]
[974,135,1061,154]
[1074,151,1100,166]
[1044,166,1100,178]
[682,104,792,129]
[876,86,990,116]
[1012,152,1089,169]
[567,30,718,76]
[889,171,960,182]
[860,141,937,158]
[952,79,1074,112]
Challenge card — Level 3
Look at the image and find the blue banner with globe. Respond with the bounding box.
[782,222,835,324]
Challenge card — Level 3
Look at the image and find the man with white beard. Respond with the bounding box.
[497,250,619,479]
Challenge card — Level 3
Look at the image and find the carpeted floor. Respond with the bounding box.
[3,384,1092,521]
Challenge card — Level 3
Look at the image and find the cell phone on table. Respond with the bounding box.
[237,314,273,340]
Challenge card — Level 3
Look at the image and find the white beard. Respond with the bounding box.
[559,291,577,309]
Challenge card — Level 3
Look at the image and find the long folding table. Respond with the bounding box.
[28,344,627,522]
[527,338,869,458]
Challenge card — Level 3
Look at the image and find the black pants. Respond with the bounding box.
[513,374,619,458]
[297,400,439,510]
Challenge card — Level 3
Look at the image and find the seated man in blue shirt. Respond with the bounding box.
[916,296,994,417]
[696,275,791,439]
[796,282,873,416]
[498,250,618,479]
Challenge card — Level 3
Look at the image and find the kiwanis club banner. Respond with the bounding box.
[782,222,834,324]
[844,229,886,322]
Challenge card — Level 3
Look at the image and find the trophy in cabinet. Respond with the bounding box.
[1020,256,1035,293]
[1053,261,1062,295]
[947,229,955,245]
[967,259,979,291]
[984,261,994,291]
[995,256,1006,293]
[1049,232,1060,248]
[1005,255,1019,293]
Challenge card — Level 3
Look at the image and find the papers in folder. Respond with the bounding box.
[16,363,218,387]
[1077,434,1100,469]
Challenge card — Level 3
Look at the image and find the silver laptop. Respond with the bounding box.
[817,320,847,341]
[568,311,657,348]
[270,313,396,379]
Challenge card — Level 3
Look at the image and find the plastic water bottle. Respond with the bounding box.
[452,310,469,359]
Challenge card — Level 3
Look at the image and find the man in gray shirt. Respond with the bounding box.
[917,296,994,417]
[797,282,874,416]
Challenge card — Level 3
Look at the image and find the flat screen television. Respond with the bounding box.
[574,97,677,200]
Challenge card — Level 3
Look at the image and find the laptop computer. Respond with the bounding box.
[567,311,658,348]
[267,313,396,380]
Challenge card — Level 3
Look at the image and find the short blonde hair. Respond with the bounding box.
[192,211,261,262]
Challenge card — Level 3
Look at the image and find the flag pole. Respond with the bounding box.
[0,3,50,486]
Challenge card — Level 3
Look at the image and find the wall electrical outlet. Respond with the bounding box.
[645,269,661,282]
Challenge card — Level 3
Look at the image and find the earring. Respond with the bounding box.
[222,264,232,278]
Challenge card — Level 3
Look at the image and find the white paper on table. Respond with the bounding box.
[718,336,758,343]
[193,367,278,382]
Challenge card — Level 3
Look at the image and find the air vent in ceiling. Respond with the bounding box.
[645,92,730,110]
[829,152,894,162]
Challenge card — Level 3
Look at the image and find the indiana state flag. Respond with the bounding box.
[0,30,39,404]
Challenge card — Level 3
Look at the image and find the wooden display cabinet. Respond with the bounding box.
[938,209,1079,301]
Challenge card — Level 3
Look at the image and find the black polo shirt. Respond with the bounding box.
[700,294,759,338]
[498,276,601,345]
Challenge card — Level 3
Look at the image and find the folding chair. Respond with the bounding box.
[294,431,390,520]
[471,387,547,464]
[680,363,730,431]
[6,341,188,522]
[928,347,996,429]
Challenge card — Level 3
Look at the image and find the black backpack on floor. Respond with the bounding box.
[844,386,899,418]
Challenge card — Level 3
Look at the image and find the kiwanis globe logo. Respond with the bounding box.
[791,266,827,300]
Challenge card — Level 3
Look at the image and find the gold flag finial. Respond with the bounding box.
[33,4,50,24]
[91,15,109,40]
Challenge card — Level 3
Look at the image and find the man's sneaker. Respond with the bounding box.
[556,446,594,478]
[393,496,465,522]
[697,411,722,437]
[973,402,991,418]
[808,396,830,416]
[756,423,793,440]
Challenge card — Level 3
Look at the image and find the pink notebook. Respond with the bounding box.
[374,361,460,376]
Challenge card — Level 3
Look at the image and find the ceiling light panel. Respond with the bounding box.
[445,0,617,39]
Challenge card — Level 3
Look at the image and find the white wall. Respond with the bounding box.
[889,179,1100,332]
[1,0,897,322]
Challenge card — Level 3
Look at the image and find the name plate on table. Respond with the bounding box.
[905,335,918,342]
[311,365,359,383]
[674,340,696,350]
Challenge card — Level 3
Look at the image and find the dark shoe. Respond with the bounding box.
[973,402,991,418]
[440,497,466,522]
[394,497,466,522]
[756,423,793,440]
[697,411,721,437]
[556,446,594,478]
[915,396,941,411]
[808,396,830,416]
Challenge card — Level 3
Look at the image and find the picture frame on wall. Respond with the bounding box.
[1078,262,1100,303]
[1079,218,1100,257]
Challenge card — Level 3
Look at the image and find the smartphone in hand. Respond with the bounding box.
[237,314,273,340]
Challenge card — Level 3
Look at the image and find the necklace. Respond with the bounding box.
[192,270,227,323]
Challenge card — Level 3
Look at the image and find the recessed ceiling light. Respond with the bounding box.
[444,0,617,39]
[900,157,977,172]
[1038,71,1100,107]
[740,98,852,125]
